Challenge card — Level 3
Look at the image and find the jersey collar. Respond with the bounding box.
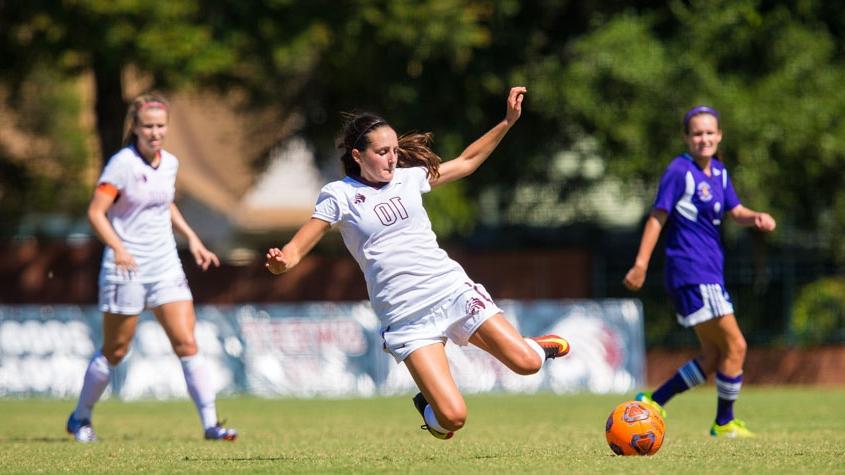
[130,145,162,170]
[347,174,390,189]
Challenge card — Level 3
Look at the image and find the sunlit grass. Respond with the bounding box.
[1,387,843,473]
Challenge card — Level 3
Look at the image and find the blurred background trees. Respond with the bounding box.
[2,0,844,343]
[3,0,844,247]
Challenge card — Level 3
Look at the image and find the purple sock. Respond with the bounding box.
[652,359,706,406]
[715,371,743,425]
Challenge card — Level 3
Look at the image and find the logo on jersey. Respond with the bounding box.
[711,202,722,225]
[697,182,712,202]
[354,193,366,204]
[136,173,148,184]
[465,297,486,316]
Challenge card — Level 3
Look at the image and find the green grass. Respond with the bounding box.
[1,387,844,474]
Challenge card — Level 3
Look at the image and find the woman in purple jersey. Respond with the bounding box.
[623,106,775,438]
[66,92,236,443]
[266,87,571,440]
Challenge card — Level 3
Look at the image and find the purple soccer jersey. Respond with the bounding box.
[653,153,741,289]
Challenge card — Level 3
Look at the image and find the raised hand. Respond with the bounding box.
[505,86,527,126]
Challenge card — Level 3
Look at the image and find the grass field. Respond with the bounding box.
[1,386,844,474]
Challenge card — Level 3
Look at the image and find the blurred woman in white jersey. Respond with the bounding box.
[66,93,236,442]
[266,87,570,440]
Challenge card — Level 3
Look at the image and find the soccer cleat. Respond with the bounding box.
[635,391,668,419]
[710,418,755,438]
[530,334,571,359]
[66,412,96,443]
[204,423,238,441]
[412,392,453,440]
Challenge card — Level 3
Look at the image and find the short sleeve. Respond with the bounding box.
[723,169,741,211]
[312,186,343,225]
[653,163,686,212]
[406,167,430,194]
[98,153,130,190]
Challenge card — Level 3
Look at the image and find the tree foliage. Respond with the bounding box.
[2,0,845,258]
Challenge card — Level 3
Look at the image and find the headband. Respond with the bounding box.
[683,105,719,128]
[139,101,169,111]
[353,120,386,149]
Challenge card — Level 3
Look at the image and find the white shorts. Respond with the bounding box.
[381,281,503,362]
[98,275,193,315]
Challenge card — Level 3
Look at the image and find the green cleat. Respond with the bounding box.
[710,419,755,438]
[634,391,667,419]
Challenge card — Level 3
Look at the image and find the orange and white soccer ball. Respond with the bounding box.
[605,400,665,456]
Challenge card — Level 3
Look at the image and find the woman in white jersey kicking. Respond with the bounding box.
[265,86,570,440]
[66,92,236,442]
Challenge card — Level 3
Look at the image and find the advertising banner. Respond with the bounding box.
[0,300,643,399]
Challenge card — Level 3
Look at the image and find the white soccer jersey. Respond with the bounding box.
[97,146,184,283]
[313,166,469,325]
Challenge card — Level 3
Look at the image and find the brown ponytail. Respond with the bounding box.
[397,132,441,180]
[338,112,441,179]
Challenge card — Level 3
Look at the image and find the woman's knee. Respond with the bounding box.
[727,336,747,363]
[102,344,130,365]
[504,345,544,375]
[514,352,543,375]
[171,337,198,357]
[436,400,468,431]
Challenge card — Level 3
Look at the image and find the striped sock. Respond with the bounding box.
[715,371,743,425]
[652,359,706,406]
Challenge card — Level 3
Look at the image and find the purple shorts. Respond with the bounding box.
[670,283,734,328]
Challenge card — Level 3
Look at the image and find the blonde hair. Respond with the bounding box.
[121,92,170,147]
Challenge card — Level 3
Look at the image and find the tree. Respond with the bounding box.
[2,0,845,259]
[0,0,513,235]
[519,0,845,257]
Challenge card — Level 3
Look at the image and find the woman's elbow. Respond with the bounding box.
[452,161,476,180]
[86,207,100,227]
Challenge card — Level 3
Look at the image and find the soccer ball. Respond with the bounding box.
[605,400,665,456]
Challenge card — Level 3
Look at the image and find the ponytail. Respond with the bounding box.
[397,132,441,180]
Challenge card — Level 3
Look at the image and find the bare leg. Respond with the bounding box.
[101,313,140,364]
[153,301,220,433]
[68,313,139,440]
[469,313,543,375]
[404,343,467,432]
[694,314,749,428]
[152,300,198,357]
[693,314,747,377]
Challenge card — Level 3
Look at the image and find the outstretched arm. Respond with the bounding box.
[623,209,668,291]
[430,86,526,188]
[171,204,220,271]
[728,205,776,232]
[265,218,331,274]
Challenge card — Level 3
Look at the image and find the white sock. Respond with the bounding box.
[524,338,547,365]
[424,404,449,434]
[180,354,218,429]
[74,351,111,421]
